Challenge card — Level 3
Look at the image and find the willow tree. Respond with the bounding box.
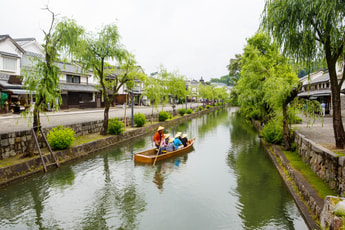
[142,77,162,123]
[227,53,242,86]
[155,65,170,111]
[167,72,187,105]
[198,84,213,106]
[23,9,84,131]
[75,24,131,135]
[236,32,299,150]
[262,0,345,148]
[214,87,229,104]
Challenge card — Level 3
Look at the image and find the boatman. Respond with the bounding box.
[153,126,165,149]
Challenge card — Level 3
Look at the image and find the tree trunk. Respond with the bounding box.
[282,104,291,150]
[24,98,44,157]
[101,103,110,135]
[327,57,345,148]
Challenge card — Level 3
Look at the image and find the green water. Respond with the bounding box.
[0,108,307,229]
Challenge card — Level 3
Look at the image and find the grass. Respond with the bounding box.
[283,150,337,199]
[72,133,109,147]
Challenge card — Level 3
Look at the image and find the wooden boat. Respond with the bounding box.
[134,138,196,164]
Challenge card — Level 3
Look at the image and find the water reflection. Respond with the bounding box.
[80,148,147,230]
[0,107,306,229]
[227,113,302,230]
[152,155,188,191]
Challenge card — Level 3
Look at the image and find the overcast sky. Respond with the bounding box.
[1,0,265,81]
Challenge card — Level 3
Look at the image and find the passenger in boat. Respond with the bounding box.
[153,126,165,149]
[158,134,170,155]
[173,133,183,149]
[162,133,170,147]
[180,133,188,147]
[166,138,176,152]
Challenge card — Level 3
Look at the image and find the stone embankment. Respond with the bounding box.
[252,120,321,230]
[254,117,345,230]
[0,106,220,186]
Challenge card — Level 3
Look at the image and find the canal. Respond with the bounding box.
[0,108,307,229]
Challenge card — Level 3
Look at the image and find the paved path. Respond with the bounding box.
[0,103,202,134]
[293,115,336,146]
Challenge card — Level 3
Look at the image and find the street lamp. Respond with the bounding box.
[131,90,134,127]
[125,89,135,127]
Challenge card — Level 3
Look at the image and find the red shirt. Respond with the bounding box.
[153,131,163,145]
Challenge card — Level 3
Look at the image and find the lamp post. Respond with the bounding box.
[185,85,188,110]
[131,90,134,127]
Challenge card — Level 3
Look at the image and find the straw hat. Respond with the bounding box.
[164,133,170,139]
[175,133,181,138]
[168,138,174,143]
[157,126,164,132]
[181,133,187,138]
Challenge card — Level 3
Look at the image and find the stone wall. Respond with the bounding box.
[294,131,345,195]
[0,111,161,159]
[321,196,345,230]
[0,106,222,185]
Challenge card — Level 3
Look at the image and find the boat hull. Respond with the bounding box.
[134,138,195,164]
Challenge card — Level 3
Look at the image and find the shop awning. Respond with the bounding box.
[5,89,34,95]
[298,89,331,98]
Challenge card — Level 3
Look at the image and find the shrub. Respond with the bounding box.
[198,106,203,111]
[134,112,146,127]
[159,111,170,121]
[47,126,75,150]
[186,108,193,114]
[178,108,186,116]
[260,119,283,145]
[206,105,211,109]
[108,118,125,135]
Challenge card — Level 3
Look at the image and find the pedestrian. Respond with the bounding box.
[321,102,326,117]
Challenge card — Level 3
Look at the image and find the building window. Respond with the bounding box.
[2,57,17,71]
[66,75,80,83]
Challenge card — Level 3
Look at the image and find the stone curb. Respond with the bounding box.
[0,106,224,186]
[252,120,321,229]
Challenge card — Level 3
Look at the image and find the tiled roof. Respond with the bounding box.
[0,34,25,54]
[0,51,20,58]
[60,83,99,93]
[13,38,36,47]
[57,62,92,76]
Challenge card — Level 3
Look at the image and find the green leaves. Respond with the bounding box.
[235,32,299,121]
[108,118,125,135]
[133,113,146,127]
[47,126,75,150]
[22,10,84,128]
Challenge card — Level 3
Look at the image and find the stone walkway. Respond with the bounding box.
[293,115,336,147]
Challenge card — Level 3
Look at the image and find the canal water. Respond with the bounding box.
[0,108,307,229]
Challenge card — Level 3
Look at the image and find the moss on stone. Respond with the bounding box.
[283,150,337,199]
